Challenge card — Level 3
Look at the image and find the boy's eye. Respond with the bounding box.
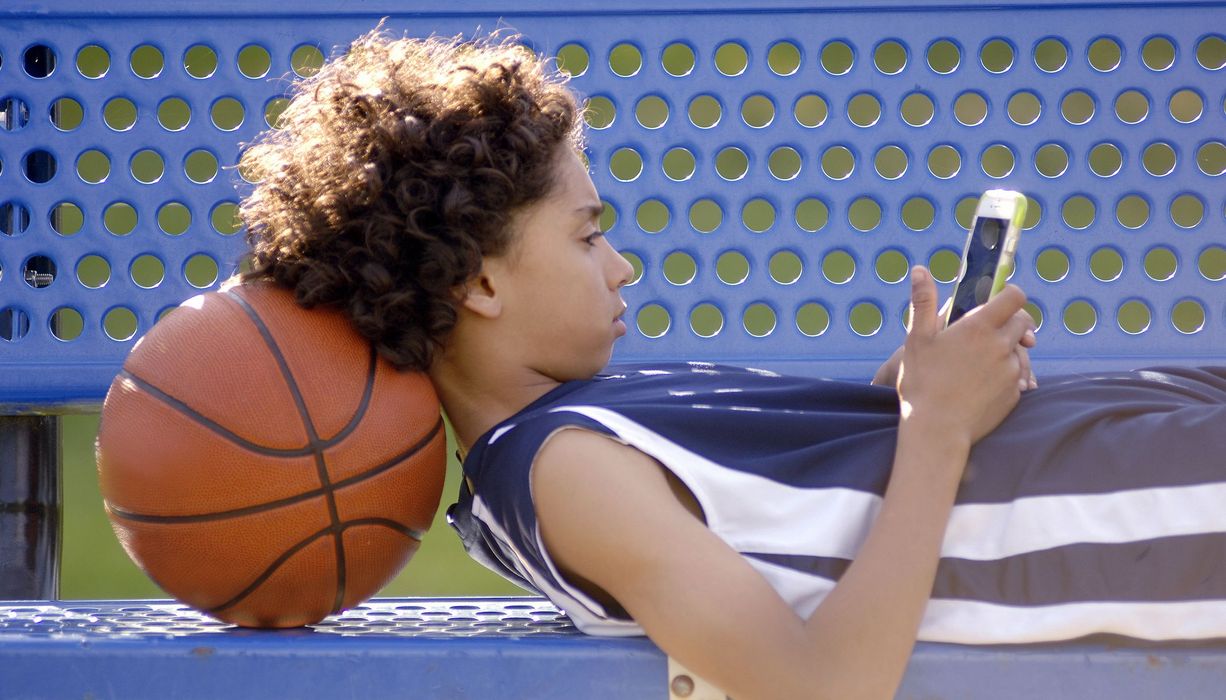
[585,231,604,246]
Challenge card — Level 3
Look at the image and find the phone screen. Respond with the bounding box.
[947,215,1009,324]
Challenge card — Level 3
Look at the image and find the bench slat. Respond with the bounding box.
[3,598,1226,699]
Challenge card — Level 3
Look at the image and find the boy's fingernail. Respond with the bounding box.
[1018,378,1028,392]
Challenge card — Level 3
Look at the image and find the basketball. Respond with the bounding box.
[95,282,447,628]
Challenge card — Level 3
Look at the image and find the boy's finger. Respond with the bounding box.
[908,265,939,338]
[1002,303,1034,345]
[1015,309,1037,348]
[975,284,1027,326]
[1016,346,1033,392]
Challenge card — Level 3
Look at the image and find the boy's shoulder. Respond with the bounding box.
[531,424,708,617]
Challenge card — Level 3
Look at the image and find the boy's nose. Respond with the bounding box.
[612,250,634,288]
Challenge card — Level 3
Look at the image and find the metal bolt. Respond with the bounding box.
[24,270,54,288]
[670,674,695,698]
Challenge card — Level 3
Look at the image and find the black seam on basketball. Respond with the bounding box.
[222,289,347,615]
[336,344,379,444]
[119,370,318,457]
[205,523,333,615]
[316,441,347,614]
[103,417,445,524]
[119,364,375,456]
[204,518,424,616]
[221,289,325,444]
[325,416,443,490]
[337,517,425,541]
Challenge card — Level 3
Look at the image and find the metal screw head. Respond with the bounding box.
[25,270,55,288]
[670,674,695,698]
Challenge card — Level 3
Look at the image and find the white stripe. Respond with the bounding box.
[942,483,1226,561]
[744,557,835,618]
[549,406,1226,563]
[548,405,883,560]
[920,598,1226,644]
[487,423,515,444]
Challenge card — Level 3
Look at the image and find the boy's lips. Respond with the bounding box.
[613,304,628,335]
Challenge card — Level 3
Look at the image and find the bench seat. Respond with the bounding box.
[4,597,1226,698]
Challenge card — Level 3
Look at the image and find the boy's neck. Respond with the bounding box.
[427,345,560,462]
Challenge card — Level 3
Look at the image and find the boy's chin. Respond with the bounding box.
[558,355,611,382]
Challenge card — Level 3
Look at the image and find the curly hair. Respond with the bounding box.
[237,27,583,371]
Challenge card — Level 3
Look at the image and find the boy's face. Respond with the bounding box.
[476,147,635,381]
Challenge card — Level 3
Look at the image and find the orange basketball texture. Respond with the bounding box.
[96,282,447,628]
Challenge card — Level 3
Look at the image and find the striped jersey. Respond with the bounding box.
[447,361,1226,643]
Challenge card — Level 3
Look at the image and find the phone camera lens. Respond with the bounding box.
[979,218,1001,250]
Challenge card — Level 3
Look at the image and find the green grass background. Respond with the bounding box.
[60,413,524,600]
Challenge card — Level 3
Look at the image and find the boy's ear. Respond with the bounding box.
[455,267,502,320]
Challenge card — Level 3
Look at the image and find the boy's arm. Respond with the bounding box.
[535,267,1033,700]
[536,418,967,700]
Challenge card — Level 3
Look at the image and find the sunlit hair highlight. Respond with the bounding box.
[238,26,583,370]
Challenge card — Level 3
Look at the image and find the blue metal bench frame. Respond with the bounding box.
[2,0,1223,696]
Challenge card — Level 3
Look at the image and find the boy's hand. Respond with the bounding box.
[896,265,1032,447]
[874,283,1038,392]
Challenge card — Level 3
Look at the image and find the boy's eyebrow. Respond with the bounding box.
[574,203,604,221]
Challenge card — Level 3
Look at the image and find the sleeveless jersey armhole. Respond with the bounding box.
[529,425,638,622]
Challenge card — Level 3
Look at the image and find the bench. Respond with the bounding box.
[2,0,1224,696]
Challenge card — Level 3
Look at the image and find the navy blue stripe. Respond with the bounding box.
[743,551,849,581]
[554,367,902,494]
[961,366,1226,503]
[579,364,1226,501]
[749,532,1226,606]
[933,533,1226,605]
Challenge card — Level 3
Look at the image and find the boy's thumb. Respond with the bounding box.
[909,265,938,337]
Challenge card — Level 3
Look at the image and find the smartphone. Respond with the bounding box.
[944,190,1027,326]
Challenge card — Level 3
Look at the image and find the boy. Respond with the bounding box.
[238,28,1226,700]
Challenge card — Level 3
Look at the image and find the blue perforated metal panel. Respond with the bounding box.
[1,1,1223,409]
[4,597,1226,699]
